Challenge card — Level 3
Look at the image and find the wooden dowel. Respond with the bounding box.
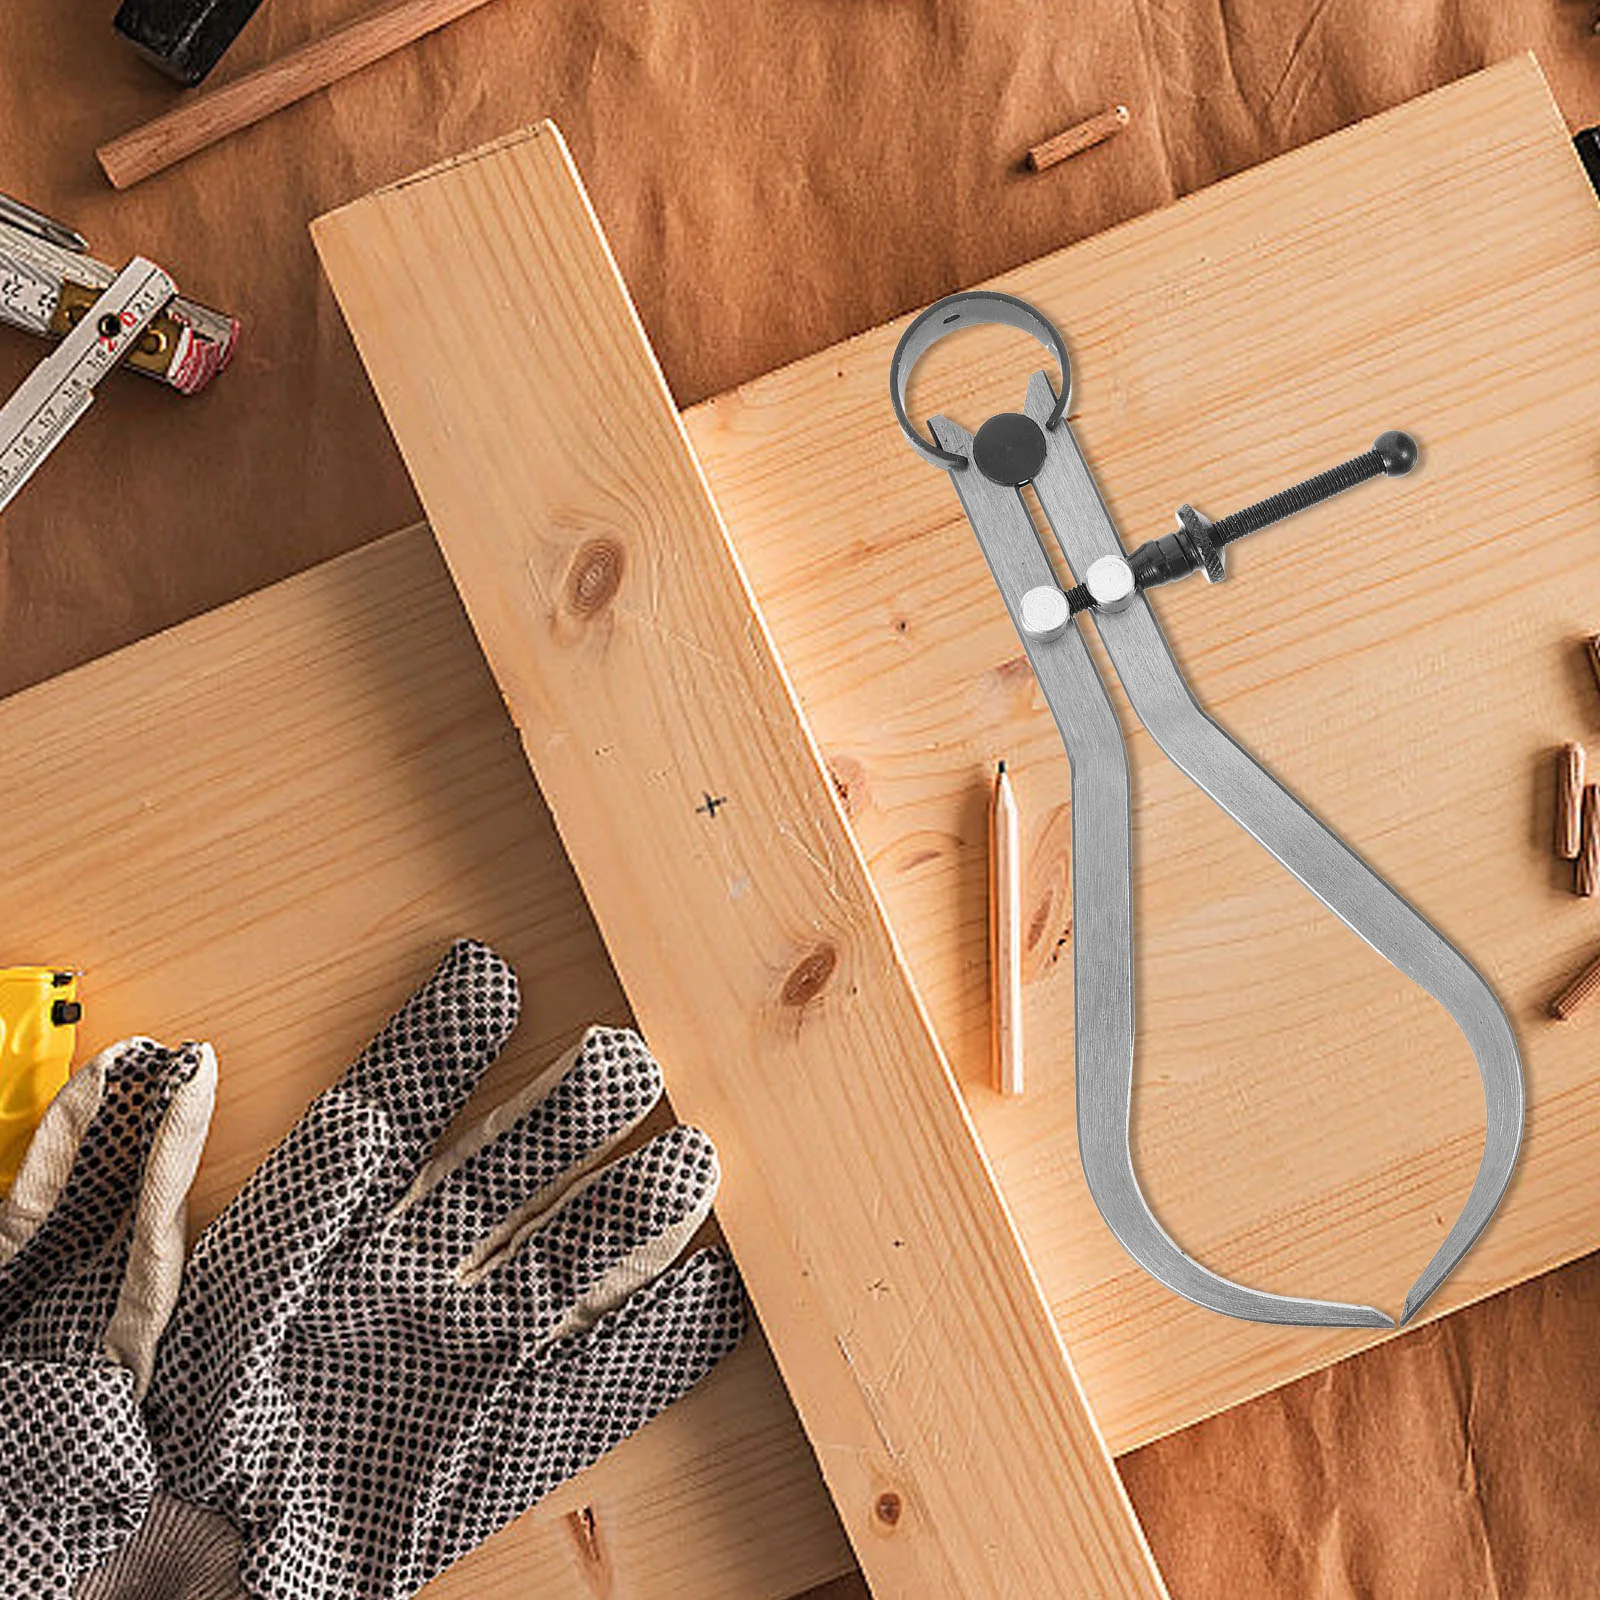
[1558,742,1587,859]
[1550,943,1600,1019]
[97,0,499,189]
[1577,784,1600,897]
[990,760,1024,1097]
[1027,105,1130,173]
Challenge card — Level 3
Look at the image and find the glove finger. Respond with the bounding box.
[0,1041,210,1349]
[473,1124,721,1345]
[340,940,520,1200]
[414,1249,746,1589]
[393,1026,662,1259]
[102,1042,217,1397]
[145,1085,392,1445]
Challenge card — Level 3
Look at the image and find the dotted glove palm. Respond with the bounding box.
[0,1037,217,1599]
[91,940,745,1600]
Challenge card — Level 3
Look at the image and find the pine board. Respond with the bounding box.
[0,526,853,1599]
[6,48,1591,1600]
[314,120,1165,1599]
[679,53,1600,1450]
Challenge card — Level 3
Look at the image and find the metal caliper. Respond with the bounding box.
[890,291,1523,1328]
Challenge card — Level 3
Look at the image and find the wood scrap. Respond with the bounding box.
[1028,105,1130,172]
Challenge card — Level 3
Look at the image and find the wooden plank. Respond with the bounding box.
[0,526,852,1599]
[314,128,1165,1599]
[678,54,1600,1449]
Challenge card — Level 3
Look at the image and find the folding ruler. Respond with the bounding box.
[892,291,1524,1329]
[0,194,236,514]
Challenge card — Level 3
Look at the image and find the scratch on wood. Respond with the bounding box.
[627,605,733,674]
[836,1332,902,1461]
[776,817,845,903]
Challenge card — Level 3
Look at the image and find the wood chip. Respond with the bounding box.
[1558,742,1587,859]
[1576,783,1600,896]
[1027,105,1130,173]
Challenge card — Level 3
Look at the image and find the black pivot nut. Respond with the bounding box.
[972,412,1049,487]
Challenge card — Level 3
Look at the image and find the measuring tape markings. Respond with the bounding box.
[0,214,237,390]
[0,257,176,513]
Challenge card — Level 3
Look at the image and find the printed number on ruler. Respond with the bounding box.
[0,255,58,330]
[0,257,175,513]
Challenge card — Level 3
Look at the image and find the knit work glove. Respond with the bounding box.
[98,940,745,1600]
[0,1037,217,1599]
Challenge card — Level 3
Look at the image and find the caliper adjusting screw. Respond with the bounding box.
[1119,430,1419,600]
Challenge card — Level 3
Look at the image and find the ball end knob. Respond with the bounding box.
[1374,430,1418,476]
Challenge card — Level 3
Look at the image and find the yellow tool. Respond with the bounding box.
[0,967,81,1192]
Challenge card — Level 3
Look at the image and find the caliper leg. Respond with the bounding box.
[933,413,1393,1328]
[1022,373,1523,1327]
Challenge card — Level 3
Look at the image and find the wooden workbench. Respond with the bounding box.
[6,53,1598,1597]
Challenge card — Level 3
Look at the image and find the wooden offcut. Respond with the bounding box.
[683,53,1600,1451]
[315,121,1164,1600]
[0,528,854,1599]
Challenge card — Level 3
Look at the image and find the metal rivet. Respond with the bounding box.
[1085,555,1136,613]
[1019,585,1070,640]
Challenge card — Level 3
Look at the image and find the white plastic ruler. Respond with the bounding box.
[0,257,175,514]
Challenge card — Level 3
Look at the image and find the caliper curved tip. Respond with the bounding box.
[1086,1157,1394,1328]
[1399,1059,1524,1326]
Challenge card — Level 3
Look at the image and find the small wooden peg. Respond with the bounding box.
[1558,743,1587,859]
[1577,784,1600,897]
[1550,943,1600,1019]
[1027,105,1130,173]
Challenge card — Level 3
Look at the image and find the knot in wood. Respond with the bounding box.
[781,943,837,1007]
[874,1491,903,1527]
[565,537,625,618]
[827,754,868,818]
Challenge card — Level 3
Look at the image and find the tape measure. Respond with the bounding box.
[0,195,237,389]
[0,966,81,1193]
[0,256,175,514]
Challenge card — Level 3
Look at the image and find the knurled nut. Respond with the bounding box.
[1176,504,1226,584]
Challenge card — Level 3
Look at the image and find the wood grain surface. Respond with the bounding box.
[0,527,854,1599]
[682,54,1600,1451]
[7,46,1593,1600]
[313,121,1165,1600]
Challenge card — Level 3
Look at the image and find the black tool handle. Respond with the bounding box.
[114,0,270,85]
